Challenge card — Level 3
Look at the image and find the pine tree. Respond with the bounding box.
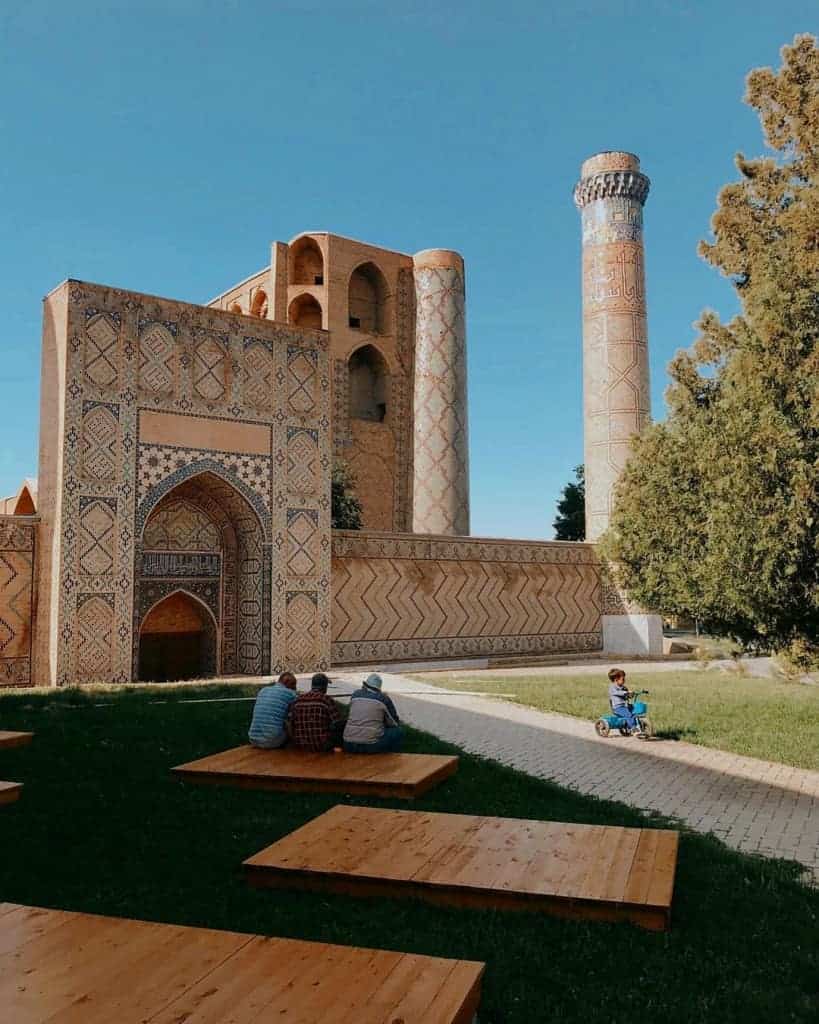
[553,465,586,540]
[603,35,819,664]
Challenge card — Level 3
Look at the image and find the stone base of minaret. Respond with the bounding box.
[602,614,663,657]
[600,572,663,656]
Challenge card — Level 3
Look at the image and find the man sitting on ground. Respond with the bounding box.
[286,673,345,753]
[342,673,403,754]
[248,671,297,749]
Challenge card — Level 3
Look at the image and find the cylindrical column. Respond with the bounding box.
[412,249,470,536]
[574,152,652,542]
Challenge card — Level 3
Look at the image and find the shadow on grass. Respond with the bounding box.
[0,682,817,1024]
[656,726,700,741]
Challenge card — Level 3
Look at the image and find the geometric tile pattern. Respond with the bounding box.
[83,314,120,388]
[0,519,35,687]
[143,499,222,552]
[139,322,177,395]
[286,427,319,496]
[575,155,652,542]
[81,402,119,481]
[137,444,271,506]
[193,335,228,401]
[412,263,469,536]
[41,279,332,686]
[243,339,274,410]
[332,530,602,664]
[78,498,117,576]
[286,509,320,577]
[76,593,114,682]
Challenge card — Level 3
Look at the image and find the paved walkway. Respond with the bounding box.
[332,671,819,881]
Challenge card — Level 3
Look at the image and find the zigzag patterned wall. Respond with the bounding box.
[332,531,602,664]
[0,518,36,687]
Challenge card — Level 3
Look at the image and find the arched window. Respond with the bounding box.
[290,236,324,286]
[288,293,323,330]
[349,345,388,422]
[229,302,242,315]
[348,262,389,334]
[251,290,268,319]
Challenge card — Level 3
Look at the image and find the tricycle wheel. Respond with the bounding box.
[639,717,654,738]
[594,719,610,737]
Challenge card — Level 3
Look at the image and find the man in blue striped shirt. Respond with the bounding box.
[248,672,298,749]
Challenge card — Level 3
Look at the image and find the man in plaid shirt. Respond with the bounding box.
[286,673,345,752]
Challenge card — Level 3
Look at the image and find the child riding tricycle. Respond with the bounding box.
[594,667,654,739]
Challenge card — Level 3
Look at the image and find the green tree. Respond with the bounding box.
[553,465,585,540]
[603,35,819,663]
[331,460,363,530]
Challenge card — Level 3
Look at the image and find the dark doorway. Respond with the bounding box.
[138,592,216,682]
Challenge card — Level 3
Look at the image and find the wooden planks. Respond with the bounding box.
[0,781,22,806]
[0,731,33,750]
[244,806,680,931]
[172,745,458,799]
[0,903,484,1024]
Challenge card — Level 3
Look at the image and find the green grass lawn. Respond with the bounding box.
[415,669,819,771]
[0,683,817,1023]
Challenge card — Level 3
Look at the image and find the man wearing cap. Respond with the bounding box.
[342,673,403,754]
[286,673,345,753]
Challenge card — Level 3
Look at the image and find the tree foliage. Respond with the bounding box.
[331,460,363,530]
[603,35,819,662]
[553,465,585,540]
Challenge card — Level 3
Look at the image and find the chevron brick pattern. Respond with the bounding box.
[331,531,602,664]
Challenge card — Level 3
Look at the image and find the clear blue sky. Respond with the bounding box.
[1,2,814,538]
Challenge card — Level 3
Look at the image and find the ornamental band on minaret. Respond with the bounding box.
[574,151,652,543]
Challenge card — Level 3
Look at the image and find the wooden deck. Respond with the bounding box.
[0,731,33,750]
[0,903,484,1024]
[244,806,680,931]
[173,745,458,799]
[0,781,22,806]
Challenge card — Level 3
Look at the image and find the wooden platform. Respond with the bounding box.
[0,731,33,750]
[0,781,22,806]
[244,806,680,931]
[0,902,484,1024]
[173,745,458,799]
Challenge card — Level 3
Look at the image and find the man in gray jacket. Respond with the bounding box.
[342,673,403,753]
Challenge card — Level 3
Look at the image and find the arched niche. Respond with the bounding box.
[135,470,267,678]
[251,289,269,319]
[288,293,323,330]
[290,236,324,286]
[349,344,388,422]
[348,262,390,334]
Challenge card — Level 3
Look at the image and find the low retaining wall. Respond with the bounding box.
[0,517,37,687]
[331,530,602,665]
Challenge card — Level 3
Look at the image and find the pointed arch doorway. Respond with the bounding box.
[138,591,217,682]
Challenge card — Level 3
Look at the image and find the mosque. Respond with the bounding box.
[0,151,660,688]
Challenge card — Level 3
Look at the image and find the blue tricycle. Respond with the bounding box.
[594,689,654,739]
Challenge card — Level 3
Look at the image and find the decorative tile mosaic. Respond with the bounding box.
[0,517,36,687]
[43,281,331,685]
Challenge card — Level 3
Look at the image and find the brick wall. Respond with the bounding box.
[331,530,603,665]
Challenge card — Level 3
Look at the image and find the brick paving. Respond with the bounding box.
[333,672,819,881]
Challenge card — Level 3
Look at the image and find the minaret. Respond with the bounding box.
[412,249,470,536]
[574,151,651,542]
